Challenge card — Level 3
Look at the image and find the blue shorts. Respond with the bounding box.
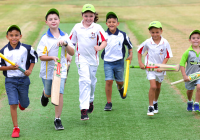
[104,59,124,82]
[5,76,30,108]
[185,79,200,90]
[42,78,66,95]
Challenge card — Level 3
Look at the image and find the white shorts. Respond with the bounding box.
[146,71,164,83]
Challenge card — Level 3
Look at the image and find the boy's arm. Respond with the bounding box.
[180,66,190,82]
[24,63,35,76]
[94,41,107,51]
[138,52,145,69]
[126,49,133,64]
[40,55,59,62]
[0,65,19,71]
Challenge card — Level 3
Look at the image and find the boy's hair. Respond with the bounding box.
[82,11,99,23]
[45,8,60,21]
[7,25,21,35]
[148,27,162,30]
[106,12,118,22]
[189,30,200,39]
[106,15,118,22]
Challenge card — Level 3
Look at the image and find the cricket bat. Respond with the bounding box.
[0,53,25,73]
[123,60,130,97]
[51,45,62,106]
[130,64,180,71]
[171,71,200,85]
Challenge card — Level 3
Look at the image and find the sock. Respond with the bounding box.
[55,118,60,120]
[194,102,199,105]
[14,126,19,128]
[188,100,193,103]
[153,101,157,104]
[107,102,111,104]
[149,106,154,109]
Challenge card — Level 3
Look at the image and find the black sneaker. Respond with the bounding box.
[41,92,49,107]
[147,106,154,116]
[118,87,126,99]
[81,109,89,121]
[54,118,64,130]
[153,103,158,114]
[104,102,112,111]
[87,102,94,113]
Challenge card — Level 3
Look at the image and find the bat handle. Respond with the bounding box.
[130,66,140,68]
[18,66,26,73]
[171,79,184,85]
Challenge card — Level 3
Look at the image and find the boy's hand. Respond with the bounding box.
[9,64,19,70]
[126,56,132,64]
[183,75,190,82]
[156,69,162,72]
[94,45,100,52]
[51,56,59,62]
[24,70,32,76]
[57,40,68,47]
[139,62,146,69]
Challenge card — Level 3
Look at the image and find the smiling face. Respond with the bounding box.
[149,27,162,41]
[45,14,60,29]
[82,11,95,28]
[189,33,200,47]
[106,18,119,34]
[6,30,22,48]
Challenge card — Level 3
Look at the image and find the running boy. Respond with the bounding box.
[101,12,133,111]
[69,4,107,120]
[0,25,38,138]
[137,21,173,116]
[180,30,200,112]
[37,8,74,130]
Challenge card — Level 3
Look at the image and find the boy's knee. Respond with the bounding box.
[106,80,113,86]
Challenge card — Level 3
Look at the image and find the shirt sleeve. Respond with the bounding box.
[37,36,47,57]
[0,49,6,67]
[29,46,38,63]
[137,40,148,54]
[124,33,133,49]
[164,41,173,58]
[65,34,75,50]
[69,26,77,45]
[97,25,107,42]
[180,49,189,67]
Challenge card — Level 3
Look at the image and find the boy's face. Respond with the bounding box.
[46,14,60,29]
[149,28,162,41]
[6,30,22,46]
[106,18,119,33]
[82,12,95,27]
[189,34,200,47]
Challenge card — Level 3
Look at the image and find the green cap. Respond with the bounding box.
[46,8,59,17]
[7,25,21,33]
[189,30,200,39]
[148,21,162,29]
[106,11,118,20]
[82,4,95,13]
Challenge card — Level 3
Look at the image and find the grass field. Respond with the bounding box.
[1,0,200,139]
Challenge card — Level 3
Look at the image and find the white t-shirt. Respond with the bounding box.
[37,28,74,79]
[69,21,107,66]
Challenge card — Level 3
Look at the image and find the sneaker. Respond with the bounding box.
[41,92,49,107]
[18,102,25,111]
[147,106,154,116]
[104,102,112,111]
[194,103,200,112]
[87,102,94,113]
[54,118,64,130]
[117,85,126,99]
[153,103,158,114]
[187,102,193,111]
[81,109,89,121]
[11,127,20,138]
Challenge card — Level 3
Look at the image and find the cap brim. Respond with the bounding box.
[7,25,21,33]
[106,12,118,20]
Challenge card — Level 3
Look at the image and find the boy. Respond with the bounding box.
[180,30,200,112]
[137,21,173,116]
[0,25,38,138]
[101,12,133,111]
[37,8,74,129]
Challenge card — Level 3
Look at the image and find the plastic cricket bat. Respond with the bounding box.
[0,53,25,73]
[171,71,200,85]
[130,64,180,71]
[123,60,130,97]
[51,45,62,106]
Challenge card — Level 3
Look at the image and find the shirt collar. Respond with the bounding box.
[7,41,21,50]
[150,36,164,45]
[106,28,119,35]
[47,28,65,38]
[80,20,94,29]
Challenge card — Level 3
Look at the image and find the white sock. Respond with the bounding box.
[55,118,60,120]
[194,102,199,105]
[188,100,193,103]
[149,106,154,109]
[153,101,157,104]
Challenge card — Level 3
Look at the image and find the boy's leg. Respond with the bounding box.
[105,80,113,102]
[55,94,63,118]
[194,84,200,112]
[149,80,157,106]
[187,90,193,101]
[153,81,162,114]
[10,105,18,127]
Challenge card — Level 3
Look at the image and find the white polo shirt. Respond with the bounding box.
[37,28,74,79]
[69,21,107,66]
[0,42,38,77]
[101,28,133,62]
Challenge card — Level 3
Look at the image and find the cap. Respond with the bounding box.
[82,4,95,13]
[46,8,59,17]
[189,30,200,39]
[7,25,21,33]
[148,21,162,29]
[106,11,118,20]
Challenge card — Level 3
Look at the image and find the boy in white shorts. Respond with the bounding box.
[137,21,173,116]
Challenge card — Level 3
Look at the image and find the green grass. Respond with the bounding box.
[1,23,200,140]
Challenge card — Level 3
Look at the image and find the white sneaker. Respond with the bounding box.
[147,106,154,116]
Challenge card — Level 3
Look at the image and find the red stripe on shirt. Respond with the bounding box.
[77,42,78,51]
[166,48,170,58]
[69,33,73,40]
[99,31,106,41]
[138,46,144,54]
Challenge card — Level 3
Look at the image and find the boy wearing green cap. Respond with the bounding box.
[137,21,173,116]
[180,30,200,112]
[101,11,133,111]
[37,8,75,129]
[0,25,38,138]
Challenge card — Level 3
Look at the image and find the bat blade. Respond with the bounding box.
[171,71,200,85]
[123,60,130,97]
[0,53,25,73]
[51,62,61,106]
